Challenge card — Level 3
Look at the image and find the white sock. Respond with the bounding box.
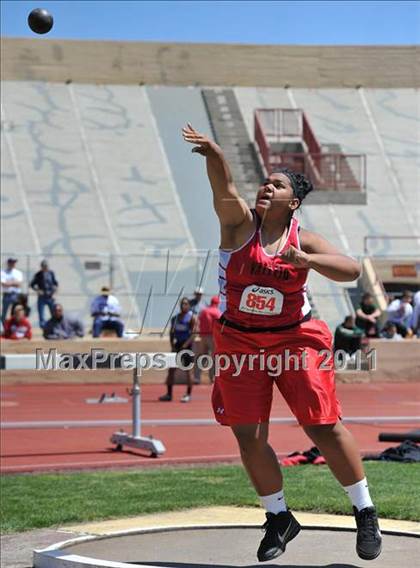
[260,489,287,514]
[344,477,374,511]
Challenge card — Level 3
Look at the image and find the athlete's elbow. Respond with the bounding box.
[347,260,362,281]
[334,260,361,282]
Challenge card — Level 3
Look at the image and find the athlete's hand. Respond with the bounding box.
[182,123,219,156]
[280,245,311,268]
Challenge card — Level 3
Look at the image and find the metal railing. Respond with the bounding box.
[254,110,270,175]
[302,111,322,155]
[269,152,366,192]
[254,108,303,140]
[254,109,366,192]
[254,108,320,150]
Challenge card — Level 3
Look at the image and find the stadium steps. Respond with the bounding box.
[201,88,264,203]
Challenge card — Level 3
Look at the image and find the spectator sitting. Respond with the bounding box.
[381,322,403,341]
[355,292,381,337]
[159,297,197,403]
[30,260,59,328]
[90,286,124,338]
[1,258,23,323]
[411,290,420,338]
[43,303,84,340]
[1,304,32,340]
[189,286,206,315]
[197,295,221,383]
[386,290,413,337]
[334,315,363,356]
[11,293,31,318]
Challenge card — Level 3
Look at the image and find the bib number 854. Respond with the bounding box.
[239,285,284,315]
[246,293,276,312]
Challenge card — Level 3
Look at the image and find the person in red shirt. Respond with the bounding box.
[182,124,381,563]
[2,304,32,340]
[198,295,222,383]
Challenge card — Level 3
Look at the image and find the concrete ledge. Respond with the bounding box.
[3,39,420,87]
[0,337,169,355]
[367,339,420,382]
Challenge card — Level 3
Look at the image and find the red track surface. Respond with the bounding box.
[1,382,419,474]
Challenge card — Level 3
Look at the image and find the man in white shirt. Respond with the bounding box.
[1,258,23,323]
[90,286,124,337]
[386,290,413,337]
[381,322,404,341]
[189,287,206,315]
[411,290,420,338]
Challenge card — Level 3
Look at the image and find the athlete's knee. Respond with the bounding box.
[303,422,340,442]
[238,436,268,455]
[231,423,269,454]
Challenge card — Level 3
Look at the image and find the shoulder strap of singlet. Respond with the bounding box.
[287,215,299,247]
[292,216,304,250]
[251,208,262,230]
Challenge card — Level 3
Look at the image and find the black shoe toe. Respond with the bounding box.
[353,506,382,561]
[257,510,301,562]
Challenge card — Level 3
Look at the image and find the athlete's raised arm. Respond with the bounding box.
[281,229,361,282]
[182,124,253,228]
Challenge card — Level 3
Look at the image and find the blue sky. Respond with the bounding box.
[1,1,419,44]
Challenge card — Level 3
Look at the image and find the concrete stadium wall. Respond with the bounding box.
[2,38,420,88]
[365,339,420,382]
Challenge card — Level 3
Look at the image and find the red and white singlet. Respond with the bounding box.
[218,212,311,330]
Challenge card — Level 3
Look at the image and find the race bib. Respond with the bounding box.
[239,285,284,316]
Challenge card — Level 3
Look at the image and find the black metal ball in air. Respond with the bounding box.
[28,8,54,35]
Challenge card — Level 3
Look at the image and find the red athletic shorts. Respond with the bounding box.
[211,318,341,426]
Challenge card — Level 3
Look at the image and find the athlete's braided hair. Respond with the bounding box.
[278,168,314,207]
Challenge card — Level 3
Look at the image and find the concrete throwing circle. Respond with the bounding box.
[34,525,420,568]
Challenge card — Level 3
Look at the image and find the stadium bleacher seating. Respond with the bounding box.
[2,80,419,330]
